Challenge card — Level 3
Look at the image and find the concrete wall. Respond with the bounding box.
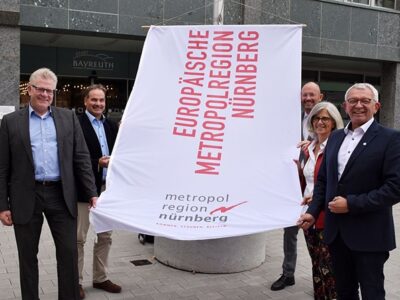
[380,62,400,129]
[244,0,400,62]
[19,0,400,62]
[243,0,400,129]
[16,0,400,129]
[0,0,20,108]
[20,0,218,36]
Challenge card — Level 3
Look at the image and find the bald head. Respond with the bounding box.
[302,82,321,93]
[301,82,323,114]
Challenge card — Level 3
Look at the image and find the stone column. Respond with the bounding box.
[155,233,267,273]
[380,62,400,130]
[154,0,272,275]
[0,1,20,109]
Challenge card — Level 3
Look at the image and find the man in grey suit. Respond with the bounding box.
[0,68,98,300]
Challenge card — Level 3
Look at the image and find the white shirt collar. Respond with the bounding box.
[308,138,327,152]
[344,117,374,134]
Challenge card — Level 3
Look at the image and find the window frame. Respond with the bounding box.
[332,0,398,10]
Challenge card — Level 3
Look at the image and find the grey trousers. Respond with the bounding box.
[282,225,299,276]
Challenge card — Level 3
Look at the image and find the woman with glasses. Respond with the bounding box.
[300,101,344,300]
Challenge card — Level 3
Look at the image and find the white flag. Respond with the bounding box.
[91,25,303,240]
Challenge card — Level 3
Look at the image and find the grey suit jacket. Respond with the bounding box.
[0,106,97,224]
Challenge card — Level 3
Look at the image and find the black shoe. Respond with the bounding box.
[138,234,154,245]
[270,274,295,291]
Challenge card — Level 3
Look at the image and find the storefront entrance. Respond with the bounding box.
[20,76,134,122]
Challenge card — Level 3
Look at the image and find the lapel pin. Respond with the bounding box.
[363,142,367,146]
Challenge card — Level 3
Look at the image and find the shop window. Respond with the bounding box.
[302,70,318,84]
[320,71,363,84]
[56,77,128,122]
[332,0,398,9]
[321,88,349,123]
[56,77,91,110]
[98,79,128,123]
[374,0,396,8]
[128,80,135,96]
[20,76,129,122]
[19,75,30,108]
[365,76,380,86]
[349,0,370,4]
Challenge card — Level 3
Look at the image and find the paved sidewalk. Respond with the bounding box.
[1,206,400,299]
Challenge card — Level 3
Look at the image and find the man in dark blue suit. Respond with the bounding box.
[298,83,400,300]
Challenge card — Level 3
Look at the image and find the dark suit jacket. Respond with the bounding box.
[308,120,400,252]
[301,111,306,140]
[0,107,97,224]
[78,113,118,197]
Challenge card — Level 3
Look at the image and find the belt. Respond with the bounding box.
[35,180,61,186]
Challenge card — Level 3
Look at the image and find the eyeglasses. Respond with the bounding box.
[31,84,56,95]
[347,98,373,105]
[312,116,332,123]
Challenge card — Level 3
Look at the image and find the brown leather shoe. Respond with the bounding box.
[79,284,85,299]
[93,280,122,293]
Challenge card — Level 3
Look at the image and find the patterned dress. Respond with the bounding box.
[302,141,336,300]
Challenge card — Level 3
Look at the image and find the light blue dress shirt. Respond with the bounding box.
[29,105,60,181]
[85,110,110,180]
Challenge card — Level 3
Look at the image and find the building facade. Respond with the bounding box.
[0,0,399,126]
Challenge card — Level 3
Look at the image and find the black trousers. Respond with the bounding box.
[13,183,79,300]
[329,234,389,300]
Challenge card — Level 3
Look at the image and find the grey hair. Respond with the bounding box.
[307,101,344,135]
[344,83,379,102]
[29,68,58,87]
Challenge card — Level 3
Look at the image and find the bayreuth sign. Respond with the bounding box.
[72,50,114,71]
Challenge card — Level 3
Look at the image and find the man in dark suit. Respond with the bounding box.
[298,83,400,299]
[0,68,98,300]
[271,82,323,291]
[77,84,120,299]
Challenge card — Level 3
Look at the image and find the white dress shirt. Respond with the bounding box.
[85,110,110,180]
[337,117,374,180]
[303,139,327,198]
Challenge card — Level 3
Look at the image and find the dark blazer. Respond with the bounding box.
[301,111,306,140]
[308,120,400,252]
[0,106,97,224]
[78,113,118,197]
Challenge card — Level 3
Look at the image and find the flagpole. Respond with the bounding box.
[213,0,224,25]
